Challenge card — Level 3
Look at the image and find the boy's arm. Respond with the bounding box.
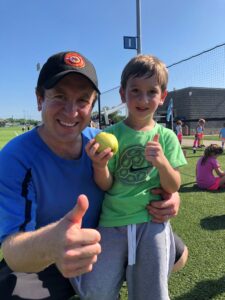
[92,163,113,191]
[157,162,181,194]
[145,135,181,194]
[85,139,113,191]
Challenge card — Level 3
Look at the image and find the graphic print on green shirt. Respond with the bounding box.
[116,145,153,184]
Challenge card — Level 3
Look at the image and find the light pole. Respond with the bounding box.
[123,0,142,54]
[136,0,142,54]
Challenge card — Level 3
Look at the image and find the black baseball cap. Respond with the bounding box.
[37,51,100,94]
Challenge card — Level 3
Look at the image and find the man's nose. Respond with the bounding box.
[64,101,79,115]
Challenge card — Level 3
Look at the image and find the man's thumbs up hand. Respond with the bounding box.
[54,194,101,278]
[66,194,89,228]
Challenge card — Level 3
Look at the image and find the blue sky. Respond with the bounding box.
[1,0,225,120]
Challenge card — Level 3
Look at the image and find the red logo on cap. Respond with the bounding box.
[64,52,85,68]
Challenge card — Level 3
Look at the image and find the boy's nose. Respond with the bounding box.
[139,93,149,103]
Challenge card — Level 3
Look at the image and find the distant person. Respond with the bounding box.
[175,120,183,144]
[193,118,206,153]
[219,123,225,150]
[89,120,96,128]
[71,54,187,300]
[196,144,225,190]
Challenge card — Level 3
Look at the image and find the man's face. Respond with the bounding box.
[37,73,96,145]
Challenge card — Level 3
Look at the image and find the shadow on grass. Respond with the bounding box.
[180,183,225,194]
[173,275,225,300]
[186,154,203,159]
[200,215,225,231]
[179,183,201,193]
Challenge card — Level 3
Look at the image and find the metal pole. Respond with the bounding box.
[136,0,142,54]
[97,94,102,129]
[171,109,174,131]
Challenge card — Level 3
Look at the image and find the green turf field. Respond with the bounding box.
[1,129,225,299]
[0,126,24,149]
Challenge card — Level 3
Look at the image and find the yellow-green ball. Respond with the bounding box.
[95,132,119,154]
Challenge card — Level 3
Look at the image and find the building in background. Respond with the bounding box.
[156,87,225,135]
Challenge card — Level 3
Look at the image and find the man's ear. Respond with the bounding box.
[119,87,126,103]
[159,90,168,106]
[36,91,43,111]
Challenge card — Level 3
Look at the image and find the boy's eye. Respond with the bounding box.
[149,89,157,94]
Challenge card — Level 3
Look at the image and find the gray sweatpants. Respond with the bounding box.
[70,221,175,300]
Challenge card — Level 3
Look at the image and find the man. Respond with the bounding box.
[0,51,185,299]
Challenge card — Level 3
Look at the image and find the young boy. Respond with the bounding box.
[175,120,183,144]
[71,55,187,300]
[193,118,206,153]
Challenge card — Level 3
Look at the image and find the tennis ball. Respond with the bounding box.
[95,132,119,154]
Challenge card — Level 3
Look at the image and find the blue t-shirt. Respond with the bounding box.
[0,127,104,243]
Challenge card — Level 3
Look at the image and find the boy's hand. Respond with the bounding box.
[145,134,167,168]
[85,139,113,168]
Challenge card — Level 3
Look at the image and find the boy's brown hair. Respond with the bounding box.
[120,54,168,92]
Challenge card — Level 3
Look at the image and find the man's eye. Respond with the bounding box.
[54,94,65,100]
[78,98,89,105]
[51,95,68,104]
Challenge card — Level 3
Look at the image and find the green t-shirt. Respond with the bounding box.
[99,121,187,227]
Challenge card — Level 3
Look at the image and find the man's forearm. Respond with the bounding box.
[2,222,57,272]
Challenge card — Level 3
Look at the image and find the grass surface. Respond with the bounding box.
[0,126,23,149]
[168,147,225,300]
[1,129,225,299]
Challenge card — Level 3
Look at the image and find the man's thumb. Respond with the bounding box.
[66,194,89,227]
[153,134,160,142]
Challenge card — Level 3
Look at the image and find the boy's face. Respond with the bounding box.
[120,74,167,121]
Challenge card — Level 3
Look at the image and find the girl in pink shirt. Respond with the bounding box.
[196,144,225,190]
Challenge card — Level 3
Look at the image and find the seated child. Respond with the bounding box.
[196,144,225,190]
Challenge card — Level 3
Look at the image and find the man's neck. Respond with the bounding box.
[37,126,82,160]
